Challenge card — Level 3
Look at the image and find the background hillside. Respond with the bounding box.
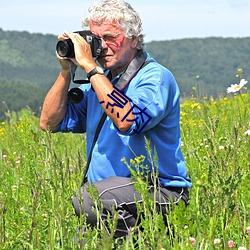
[0,28,249,120]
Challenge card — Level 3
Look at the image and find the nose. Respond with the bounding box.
[101,38,108,49]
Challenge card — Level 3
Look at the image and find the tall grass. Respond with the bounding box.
[0,93,249,249]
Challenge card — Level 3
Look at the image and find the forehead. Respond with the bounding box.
[89,20,122,34]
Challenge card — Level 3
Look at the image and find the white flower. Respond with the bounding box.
[244,130,250,136]
[20,207,25,214]
[214,238,221,244]
[238,247,246,250]
[227,79,248,93]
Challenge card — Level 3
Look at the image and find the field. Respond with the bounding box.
[0,90,249,249]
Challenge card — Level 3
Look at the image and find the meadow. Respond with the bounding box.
[0,89,249,249]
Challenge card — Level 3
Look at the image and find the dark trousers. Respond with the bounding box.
[72,176,189,238]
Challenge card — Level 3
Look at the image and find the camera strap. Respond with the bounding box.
[81,50,149,186]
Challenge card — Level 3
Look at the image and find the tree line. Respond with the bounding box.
[0,28,249,120]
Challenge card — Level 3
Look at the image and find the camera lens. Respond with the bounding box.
[56,39,74,58]
[68,88,84,103]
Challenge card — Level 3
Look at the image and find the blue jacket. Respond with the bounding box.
[58,52,192,188]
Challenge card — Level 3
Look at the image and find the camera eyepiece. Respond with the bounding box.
[56,30,102,58]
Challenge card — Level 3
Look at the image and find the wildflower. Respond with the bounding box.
[228,240,235,248]
[12,185,17,192]
[191,103,201,109]
[238,247,246,250]
[244,130,250,136]
[42,213,48,221]
[218,145,224,150]
[214,238,221,244]
[135,157,141,164]
[227,79,248,93]
[237,67,243,73]
[130,159,135,165]
[189,237,196,246]
[246,226,250,235]
[196,180,202,185]
[20,207,25,214]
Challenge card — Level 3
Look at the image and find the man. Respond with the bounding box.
[40,0,192,241]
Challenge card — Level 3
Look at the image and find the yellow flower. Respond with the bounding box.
[130,159,135,165]
[237,67,243,73]
[135,157,141,164]
[191,103,201,109]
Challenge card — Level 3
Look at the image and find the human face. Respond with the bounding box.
[89,20,138,75]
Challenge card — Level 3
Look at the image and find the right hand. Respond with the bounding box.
[56,33,78,71]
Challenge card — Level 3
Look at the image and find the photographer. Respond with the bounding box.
[40,0,192,244]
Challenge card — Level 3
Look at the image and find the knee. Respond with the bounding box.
[72,188,93,217]
[72,196,82,217]
[72,188,97,225]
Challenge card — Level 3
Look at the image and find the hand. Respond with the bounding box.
[56,33,79,71]
[63,31,96,72]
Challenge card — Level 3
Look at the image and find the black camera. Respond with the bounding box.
[56,30,102,58]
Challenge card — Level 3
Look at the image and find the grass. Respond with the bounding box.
[0,92,249,249]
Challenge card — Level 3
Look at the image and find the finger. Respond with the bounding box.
[64,30,76,40]
[63,30,70,37]
[55,50,64,59]
[55,50,79,66]
[65,31,85,43]
[57,31,70,40]
[58,35,66,41]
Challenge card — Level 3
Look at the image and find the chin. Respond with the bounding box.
[99,60,113,70]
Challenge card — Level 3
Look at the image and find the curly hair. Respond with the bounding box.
[82,0,145,49]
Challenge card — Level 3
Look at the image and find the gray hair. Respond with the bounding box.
[82,0,145,49]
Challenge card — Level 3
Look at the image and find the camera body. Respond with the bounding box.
[56,30,102,58]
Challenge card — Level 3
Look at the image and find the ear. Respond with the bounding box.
[131,36,139,48]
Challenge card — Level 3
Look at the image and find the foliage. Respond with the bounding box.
[145,37,250,98]
[0,79,46,121]
[0,29,61,121]
[0,28,60,89]
[0,92,249,249]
